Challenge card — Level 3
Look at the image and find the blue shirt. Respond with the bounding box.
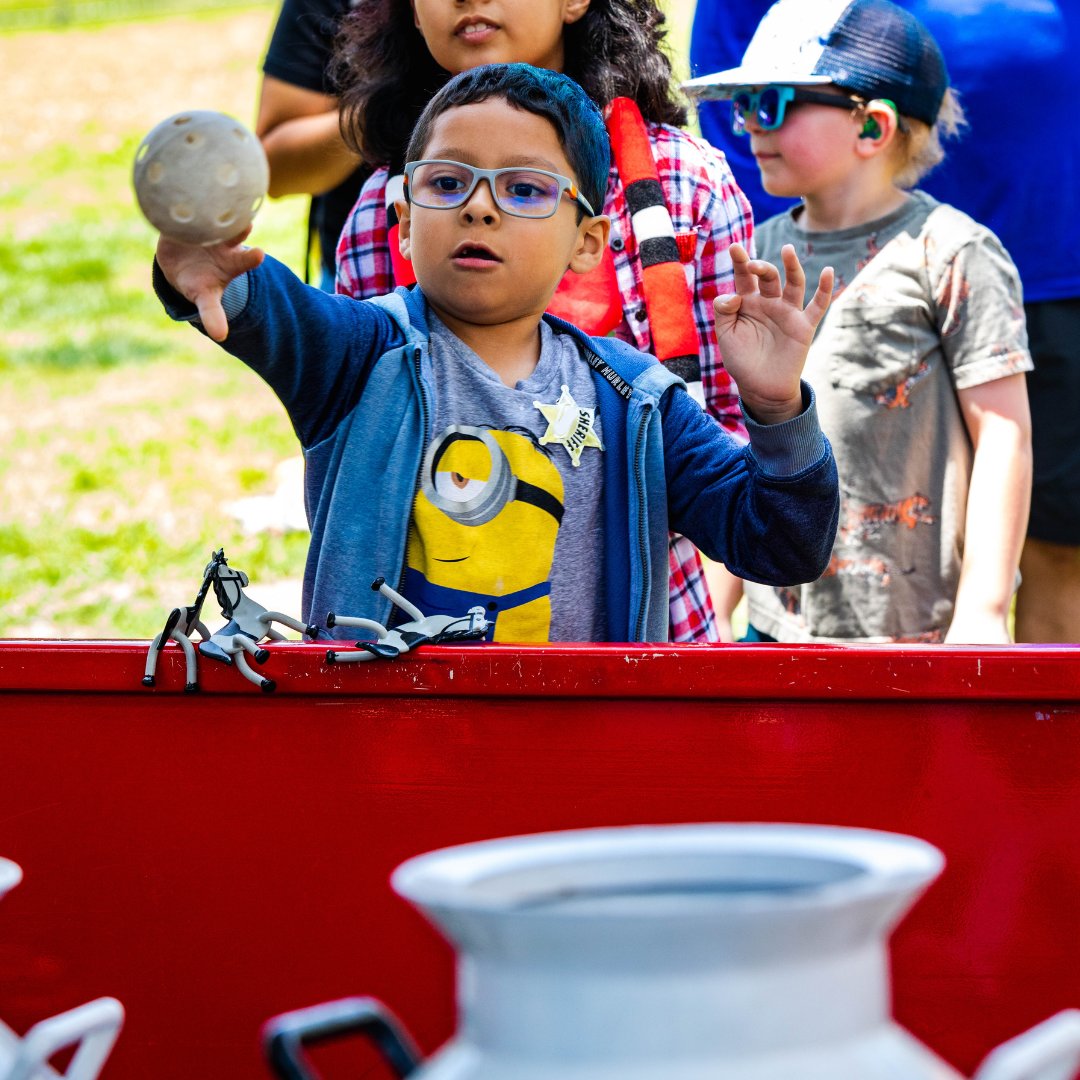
[688,0,1080,301]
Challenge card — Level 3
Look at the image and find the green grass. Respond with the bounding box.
[0,130,305,370]
[0,8,315,637]
[0,0,274,33]
[0,330,312,636]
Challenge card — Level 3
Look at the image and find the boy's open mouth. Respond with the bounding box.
[452,242,501,263]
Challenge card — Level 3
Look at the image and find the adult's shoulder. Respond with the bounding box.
[263,0,352,86]
[277,0,353,25]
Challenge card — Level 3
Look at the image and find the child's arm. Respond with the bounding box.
[153,234,405,450]
[713,243,833,424]
[155,230,265,342]
[702,559,744,643]
[681,131,754,433]
[946,374,1032,644]
[661,371,839,587]
[664,241,840,587]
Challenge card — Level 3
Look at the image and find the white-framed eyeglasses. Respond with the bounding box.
[403,159,596,219]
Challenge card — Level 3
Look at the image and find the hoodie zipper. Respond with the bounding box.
[581,335,651,641]
[391,345,428,625]
[632,401,651,642]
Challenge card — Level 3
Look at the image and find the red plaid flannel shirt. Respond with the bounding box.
[335,122,754,642]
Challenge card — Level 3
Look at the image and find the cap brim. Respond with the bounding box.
[681,68,834,101]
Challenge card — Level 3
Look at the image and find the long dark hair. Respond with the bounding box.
[331,0,687,170]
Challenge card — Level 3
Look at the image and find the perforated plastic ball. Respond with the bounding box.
[133,111,269,246]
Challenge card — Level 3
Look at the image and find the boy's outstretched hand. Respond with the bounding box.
[155,228,265,342]
[714,243,834,425]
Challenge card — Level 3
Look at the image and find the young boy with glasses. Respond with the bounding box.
[152,63,840,643]
[685,0,1033,645]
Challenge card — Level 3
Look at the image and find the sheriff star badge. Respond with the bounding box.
[534,384,604,468]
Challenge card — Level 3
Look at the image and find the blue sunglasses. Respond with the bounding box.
[731,86,858,135]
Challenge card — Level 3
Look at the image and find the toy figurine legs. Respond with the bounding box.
[141,550,317,693]
[143,604,212,693]
[325,578,488,663]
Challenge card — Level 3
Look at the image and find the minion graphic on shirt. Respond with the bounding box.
[405,425,564,642]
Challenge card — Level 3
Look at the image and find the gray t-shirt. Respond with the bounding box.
[402,314,607,642]
[746,191,1032,642]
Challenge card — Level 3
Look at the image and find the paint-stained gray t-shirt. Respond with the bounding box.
[745,191,1031,642]
[401,314,607,642]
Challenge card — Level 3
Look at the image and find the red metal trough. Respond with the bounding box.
[0,639,1078,1078]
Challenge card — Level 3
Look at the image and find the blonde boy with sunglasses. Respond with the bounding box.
[686,0,1033,644]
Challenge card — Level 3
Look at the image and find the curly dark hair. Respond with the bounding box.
[331,0,687,170]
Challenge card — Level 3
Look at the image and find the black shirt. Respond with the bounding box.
[262,0,367,284]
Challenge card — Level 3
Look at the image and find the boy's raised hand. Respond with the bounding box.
[714,243,834,424]
[155,228,264,342]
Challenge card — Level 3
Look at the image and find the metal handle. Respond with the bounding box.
[973,1009,1080,1080]
[262,996,423,1080]
[6,997,124,1080]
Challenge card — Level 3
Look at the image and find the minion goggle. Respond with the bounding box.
[422,427,564,527]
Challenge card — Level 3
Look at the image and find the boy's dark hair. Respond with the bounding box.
[404,64,610,217]
[332,0,686,172]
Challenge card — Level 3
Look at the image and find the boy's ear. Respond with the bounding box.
[395,200,413,261]
[562,0,590,25]
[567,213,610,276]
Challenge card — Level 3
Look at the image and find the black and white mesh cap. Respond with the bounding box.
[682,0,948,126]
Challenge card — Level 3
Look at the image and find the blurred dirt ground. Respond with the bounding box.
[0,7,311,637]
[0,9,274,164]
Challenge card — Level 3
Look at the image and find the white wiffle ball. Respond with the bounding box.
[133,110,269,246]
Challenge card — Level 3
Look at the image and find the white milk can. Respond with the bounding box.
[0,860,20,905]
[265,824,1080,1080]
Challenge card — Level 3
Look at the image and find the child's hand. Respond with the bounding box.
[714,243,833,424]
[155,228,265,342]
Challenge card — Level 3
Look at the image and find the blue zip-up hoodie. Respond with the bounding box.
[156,256,839,641]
